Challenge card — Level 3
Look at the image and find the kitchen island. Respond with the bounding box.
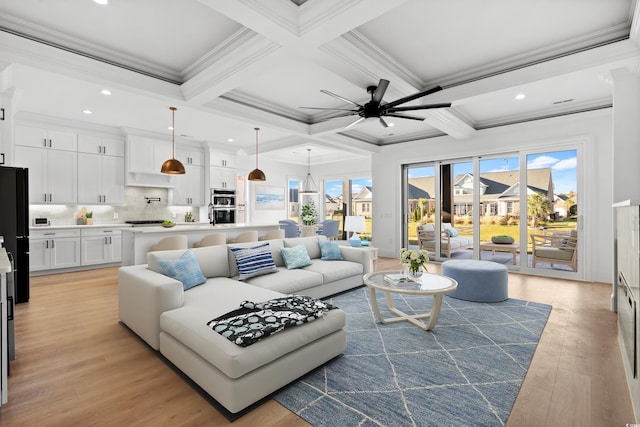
[121,223,279,266]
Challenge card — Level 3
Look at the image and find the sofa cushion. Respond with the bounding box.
[319,240,343,260]
[230,243,279,281]
[227,239,285,275]
[283,235,325,259]
[280,244,312,269]
[302,259,363,283]
[244,267,324,294]
[156,249,207,290]
[148,245,230,279]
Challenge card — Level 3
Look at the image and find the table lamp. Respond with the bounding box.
[344,216,366,247]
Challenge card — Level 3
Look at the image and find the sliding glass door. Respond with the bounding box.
[403,147,580,278]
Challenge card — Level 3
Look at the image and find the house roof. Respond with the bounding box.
[408,168,553,201]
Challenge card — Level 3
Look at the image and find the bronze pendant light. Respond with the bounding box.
[161,107,185,174]
[248,127,266,181]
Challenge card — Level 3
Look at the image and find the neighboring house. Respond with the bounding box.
[408,168,553,219]
[352,186,373,218]
[324,193,341,218]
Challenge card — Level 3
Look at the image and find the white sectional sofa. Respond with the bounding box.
[118,235,371,415]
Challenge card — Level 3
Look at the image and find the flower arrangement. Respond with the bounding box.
[400,248,429,274]
[300,200,317,226]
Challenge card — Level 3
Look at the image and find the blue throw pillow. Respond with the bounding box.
[318,239,343,260]
[157,249,207,290]
[230,243,279,281]
[447,227,459,237]
[280,244,312,269]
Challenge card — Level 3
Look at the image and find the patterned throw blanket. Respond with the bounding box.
[206,295,337,347]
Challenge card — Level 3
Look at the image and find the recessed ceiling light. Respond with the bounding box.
[100,89,111,95]
[515,93,526,100]
[82,109,92,115]
[93,0,108,5]
[228,138,234,142]
[387,122,395,127]
[168,126,174,130]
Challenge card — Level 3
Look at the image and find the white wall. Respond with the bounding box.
[372,109,614,283]
[234,154,308,224]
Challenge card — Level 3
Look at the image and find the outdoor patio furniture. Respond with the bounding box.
[417,223,472,258]
[530,229,577,271]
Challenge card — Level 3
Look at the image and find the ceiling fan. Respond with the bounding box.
[301,79,451,129]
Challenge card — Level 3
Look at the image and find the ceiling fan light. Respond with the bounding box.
[248,127,266,181]
[161,107,185,175]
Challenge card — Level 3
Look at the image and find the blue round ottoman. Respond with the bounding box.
[442,260,508,302]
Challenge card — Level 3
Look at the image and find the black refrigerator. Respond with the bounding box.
[0,166,29,303]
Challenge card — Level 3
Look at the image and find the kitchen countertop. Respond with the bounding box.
[28,222,211,231]
[121,223,277,234]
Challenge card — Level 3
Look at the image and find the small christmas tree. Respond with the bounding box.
[301,200,317,225]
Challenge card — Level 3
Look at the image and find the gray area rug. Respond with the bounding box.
[274,287,551,427]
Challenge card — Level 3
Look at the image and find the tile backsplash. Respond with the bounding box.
[29,187,204,226]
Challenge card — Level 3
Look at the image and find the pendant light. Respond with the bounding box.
[248,127,266,181]
[300,148,318,194]
[161,107,185,174]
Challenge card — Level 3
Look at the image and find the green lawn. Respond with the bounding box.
[407,219,577,252]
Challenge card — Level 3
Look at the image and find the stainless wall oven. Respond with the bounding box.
[209,189,236,224]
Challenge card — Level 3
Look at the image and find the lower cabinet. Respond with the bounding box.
[30,229,81,272]
[81,229,122,266]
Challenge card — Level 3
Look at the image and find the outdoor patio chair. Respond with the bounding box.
[530,229,577,271]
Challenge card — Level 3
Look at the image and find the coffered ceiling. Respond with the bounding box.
[0,0,638,165]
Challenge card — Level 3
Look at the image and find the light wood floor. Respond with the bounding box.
[0,258,635,426]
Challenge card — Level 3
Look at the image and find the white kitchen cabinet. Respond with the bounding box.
[15,125,77,151]
[210,151,234,168]
[30,229,81,271]
[14,145,77,204]
[176,147,205,166]
[173,165,204,205]
[78,134,125,157]
[210,166,236,190]
[127,136,172,174]
[77,152,124,204]
[81,229,122,266]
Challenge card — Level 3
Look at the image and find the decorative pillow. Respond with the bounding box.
[230,243,279,281]
[280,244,312,269]
[156,249,207,290]
[446,227,459,237]
[318,239,343,260]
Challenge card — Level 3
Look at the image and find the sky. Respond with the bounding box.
[407,149,577,195]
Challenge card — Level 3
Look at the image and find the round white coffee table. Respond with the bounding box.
[363,270,458,330]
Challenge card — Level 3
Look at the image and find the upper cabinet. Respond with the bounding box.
[14,145,77,204]
[127,136,172,175]
[77,134,125,204]
[78,134,125,157]
[15,125,77,151]
[210,151,235,168]
[176,148,204,166]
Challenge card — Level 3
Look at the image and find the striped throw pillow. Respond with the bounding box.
[230,243,279,281]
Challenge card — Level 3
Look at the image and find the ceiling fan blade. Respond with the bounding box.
[300,106,360,112]
[384,113,425,121]
[312,112,359,123]
[386,103,452,112]
[320,89,363,107]
[344,117,365,130]
[384,85,444,109]
[379,117,389,128]
[371,79,390,103]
